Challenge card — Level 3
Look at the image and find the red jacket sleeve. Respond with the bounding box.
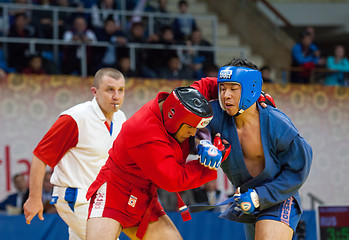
[190,77,218,101]
[33,115,78,168]
[129,141,217,192]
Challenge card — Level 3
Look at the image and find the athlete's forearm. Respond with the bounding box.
[28,155,47,199]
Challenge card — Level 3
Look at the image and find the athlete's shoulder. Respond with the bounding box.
[267,106,298,132]
[264,106,301,150]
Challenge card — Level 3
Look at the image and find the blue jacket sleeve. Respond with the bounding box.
[255,135,313,210]
[292,43,319,65]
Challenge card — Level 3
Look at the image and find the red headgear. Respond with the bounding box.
[162,87,213,133]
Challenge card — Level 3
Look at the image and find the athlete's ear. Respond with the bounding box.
[91,87,97,96]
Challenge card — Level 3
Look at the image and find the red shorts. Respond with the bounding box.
[87,170,166,229]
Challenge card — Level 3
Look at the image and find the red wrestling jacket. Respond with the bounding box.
[87,92,217,239]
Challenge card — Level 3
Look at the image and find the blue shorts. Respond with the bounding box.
[257,196,301,231]
[243,197,301,240]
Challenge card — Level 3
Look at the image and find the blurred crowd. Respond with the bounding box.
[290,26,349,86]
[0,1,348,85]
[0,0,218,79]
[0,171,56,215]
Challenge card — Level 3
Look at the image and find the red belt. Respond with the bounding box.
[108,161,191,239]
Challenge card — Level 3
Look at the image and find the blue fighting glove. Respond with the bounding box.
[233,188,260,214]
[197,140,222,169]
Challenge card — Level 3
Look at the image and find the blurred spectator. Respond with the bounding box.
[130,0,148,24]
[79,0,95,9]
[0,173,29,214]
[53,0,74,39]
[144,25,178,76]
[0,8,6,36]
[188,28,214,65]
[42,171,56,213]
[31,0,53,39]
[7,13,38,72]
[128,21,147,43]
[158,54,194,80]
[8,0,32,26]
[305,26,316,44]
[62,15,97,75]
[325,44,349,86]
[290,30,325,84]
[117,56,139,77]
[173,0,197,41]
[93,17,127,71]
[91,0,121,31]
[178,28,213,79]
[22,53,46,74]
[148,0,172,34]
[125,0,141,11]
[203,63,218,78]
[0,46,16,77]
[158,189,195,212]
[127,21,151,77]
[192,180,228,212]
[260,65,273,83]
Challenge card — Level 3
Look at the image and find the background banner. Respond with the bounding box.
[1,74,348,210]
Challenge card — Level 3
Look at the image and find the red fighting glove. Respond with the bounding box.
[213,135,231,162]
[258,91,276,108]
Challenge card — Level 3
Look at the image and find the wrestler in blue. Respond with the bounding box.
[193,58,313,240]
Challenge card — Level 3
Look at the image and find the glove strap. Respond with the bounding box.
[189,196,236,213]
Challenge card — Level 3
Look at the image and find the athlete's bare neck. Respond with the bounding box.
[234,103,259,129]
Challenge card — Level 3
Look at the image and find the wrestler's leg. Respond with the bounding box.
[86,217,122,240]
[123,215,182,240]
[255,219,293,240]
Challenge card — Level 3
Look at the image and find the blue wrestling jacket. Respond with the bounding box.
[207,100,313,223]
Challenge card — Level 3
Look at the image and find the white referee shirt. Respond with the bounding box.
[50,97,126,191]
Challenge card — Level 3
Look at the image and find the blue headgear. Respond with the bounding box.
[217,66,262,115]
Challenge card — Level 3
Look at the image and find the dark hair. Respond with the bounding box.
[13,173,24,181]
[299,30,311,40]
[103,15,115,25]
[224,58,259,70]
[260,65,270,72]
[178,0,188,7]
[160,25,173,34]
[132,21,144,28]
[14,13,27,21]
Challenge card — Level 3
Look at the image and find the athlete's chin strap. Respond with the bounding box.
[233,109,244,117]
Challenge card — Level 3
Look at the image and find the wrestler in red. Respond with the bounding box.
[86,87,228,240]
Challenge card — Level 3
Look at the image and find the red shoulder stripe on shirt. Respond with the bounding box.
[33,115,78,168]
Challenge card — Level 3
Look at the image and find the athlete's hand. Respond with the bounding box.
[23,197,44,224]
[213,134,231,162]
[197,140,222,169]
[258,91,276,108]
[233,188,260,214]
